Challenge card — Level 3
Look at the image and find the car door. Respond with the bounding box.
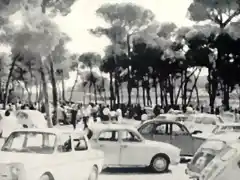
[71,135,92,180]
[170,122,194,156]
[94,130,121,165]
[138,122,155,140]
[53,133,75,180]
[119,130,149,166]
[152,122,171,144]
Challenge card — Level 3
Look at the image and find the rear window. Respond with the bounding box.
[188,140,226,174]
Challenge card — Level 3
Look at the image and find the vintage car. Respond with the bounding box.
[184,113,224,133]
[185,132,240,180]
[138,119,204,156]
[0,128,104,180]
[220,111,235,122]
[90,124,181,173]
[193,123,240,141]
[156,113,188,122]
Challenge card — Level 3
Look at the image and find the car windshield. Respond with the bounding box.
[1,131,56,154]
[212,125,240,134]
[188,140,226,174]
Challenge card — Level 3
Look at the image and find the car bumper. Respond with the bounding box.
[185,168,201,180]
[170,155,181,165]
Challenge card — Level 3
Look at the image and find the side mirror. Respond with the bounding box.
[191,130,202,135]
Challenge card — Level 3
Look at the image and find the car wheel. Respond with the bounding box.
[40,175,50,180]
[150,154,170,173]
[88,166,98,180]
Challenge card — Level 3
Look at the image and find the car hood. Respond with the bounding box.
[192,132,213,140]
[144,140,180,152]
[0,152,52,168]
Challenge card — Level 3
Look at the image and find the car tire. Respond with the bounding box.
[40,175,50,180]
[88,166,98,180]
[150,154,170,173]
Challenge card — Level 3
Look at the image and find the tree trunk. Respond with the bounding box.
[127,34,132,106]
[49,56,58,126]
[187,69,202,105]
[69,70,79,102]
[142,85,146,106]
[24,83,32,103]
[136,81,140,104]
[61,73,66,102]
[35,81,39,103]
[223,84,230,111]
[175,73,184,105]
[146,87,151,106]
[154,79,158,105]
[0,78,2,103]
[127,80,132,106]
[39,57,53,128]
[182,70,188,107]
[109,72,114,109]
[114,77,120,107]
[120,84,123,104]
[159,81,164,106]
[4,53,19,109]
[168,78,174,106]
[195,85,200,107]
[94,84,97,104]
[88,84,92,103]
[208,68,218,114]
[83,88,86,105]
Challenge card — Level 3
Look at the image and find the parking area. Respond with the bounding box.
[99,164,189,180]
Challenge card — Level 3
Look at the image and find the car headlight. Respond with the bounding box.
[10,166,20,176]
[8,164,22,180]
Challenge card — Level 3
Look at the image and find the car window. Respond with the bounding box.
[171,123,189,135]
[27,133,42,147]
[2,132,56,154]
[121,130,142,142]
[154,123,170,135]
[98,131,118,142]
[57,133,72,153]
[73,136,88,151]
[139,123,154,134]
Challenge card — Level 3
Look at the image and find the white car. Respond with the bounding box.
[186,132,240,180]
[185,113,224,133]
[193,123,240,140]
[90,124,181,173]
[0,128,104,180]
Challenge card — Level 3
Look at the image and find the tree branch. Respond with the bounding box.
[223,10,240,28]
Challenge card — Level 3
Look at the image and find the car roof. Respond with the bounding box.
[209,132,240,142]
[192,113,218,118]
[11,128,85,136]
[140,118,181,126]
[218,123,240,126]
[91,123,138,132]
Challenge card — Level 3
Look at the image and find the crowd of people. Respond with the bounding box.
[2,100,240,130]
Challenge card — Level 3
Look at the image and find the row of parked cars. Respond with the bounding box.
[0,109,239,180]
[141,111,240,180]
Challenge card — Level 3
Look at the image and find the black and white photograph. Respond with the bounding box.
[0,0,239,180]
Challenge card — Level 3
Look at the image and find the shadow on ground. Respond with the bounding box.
[102,167,172,175]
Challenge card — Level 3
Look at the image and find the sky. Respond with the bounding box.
[54,0,193,56]
[52,0,209,87]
